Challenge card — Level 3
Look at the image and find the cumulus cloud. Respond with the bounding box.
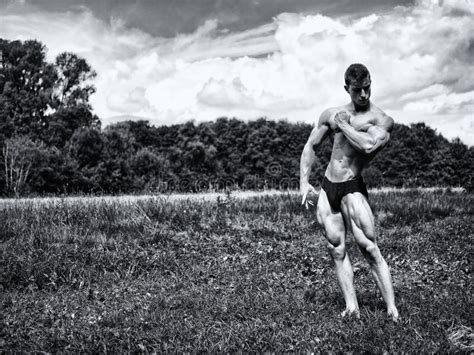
[198,77,254,108]
[0,0,473,144]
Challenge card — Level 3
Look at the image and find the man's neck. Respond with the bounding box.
[352,101,371,113]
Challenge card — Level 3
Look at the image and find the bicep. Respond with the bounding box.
[308,123,330,149]
[308,110,332,148]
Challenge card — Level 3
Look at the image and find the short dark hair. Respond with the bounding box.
[344,63,370,85]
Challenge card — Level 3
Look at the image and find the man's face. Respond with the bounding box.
[345,76,371,108]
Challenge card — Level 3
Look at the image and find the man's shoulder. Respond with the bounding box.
[319,106,345,122]
[371,104,394,130]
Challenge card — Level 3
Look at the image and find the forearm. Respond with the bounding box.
[338,123,375,153]
[300,143,316,184]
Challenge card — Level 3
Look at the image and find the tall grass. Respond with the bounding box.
[1,190,472,352]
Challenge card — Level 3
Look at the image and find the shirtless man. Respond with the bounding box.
[300,63,399,321]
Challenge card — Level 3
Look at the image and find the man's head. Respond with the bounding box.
[344,63,371,110]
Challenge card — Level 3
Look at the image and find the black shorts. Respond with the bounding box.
[321,176,369,211]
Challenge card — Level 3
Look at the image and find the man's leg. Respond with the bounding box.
[341,193,399,321]
[317,189,359,316]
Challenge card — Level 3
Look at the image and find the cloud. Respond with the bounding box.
[107,86,151,114]
[403,91,473,114]
[0,0,473,145]
[197,77,254,108]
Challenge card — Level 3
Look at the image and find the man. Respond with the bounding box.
[300,63,399,321]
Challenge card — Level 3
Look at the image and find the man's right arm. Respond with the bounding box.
[300,110,331,208]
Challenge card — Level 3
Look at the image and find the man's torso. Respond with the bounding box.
[324,103,385,182]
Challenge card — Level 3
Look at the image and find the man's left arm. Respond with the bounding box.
[335,112,394,155]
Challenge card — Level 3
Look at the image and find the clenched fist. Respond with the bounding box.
[334,111,352,128]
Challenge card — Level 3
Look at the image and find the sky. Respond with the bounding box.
[1,0,473,145]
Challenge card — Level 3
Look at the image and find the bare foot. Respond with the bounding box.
[388,309,400,322]
[340,308,360,319]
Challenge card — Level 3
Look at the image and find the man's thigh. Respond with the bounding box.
[341,192,376,245]
[317,189,346,245]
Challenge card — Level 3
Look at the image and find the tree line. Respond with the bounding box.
[0,39,472,197]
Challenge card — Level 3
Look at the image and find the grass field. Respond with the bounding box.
[1,189,472,352]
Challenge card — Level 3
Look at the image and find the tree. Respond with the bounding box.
[0,39,57,140]
[67,127,104,168]
[0,40,100,144]
[2,136,45,196]
[43,106,101,148]
[103,122,139,158]
[53,52,96,109]
[128,148,169,191]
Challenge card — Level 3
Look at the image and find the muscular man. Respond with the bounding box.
[300,63,399,321]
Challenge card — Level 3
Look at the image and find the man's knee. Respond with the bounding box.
[327,242,346,261]
[360,243,382,265]
[323,223,345,248]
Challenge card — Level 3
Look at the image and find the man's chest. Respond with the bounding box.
[329,110,379,132]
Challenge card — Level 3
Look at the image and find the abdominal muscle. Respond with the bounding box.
[324,132,368,182]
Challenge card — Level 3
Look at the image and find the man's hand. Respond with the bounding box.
[334,111,351,128]
[301,181,318,209]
